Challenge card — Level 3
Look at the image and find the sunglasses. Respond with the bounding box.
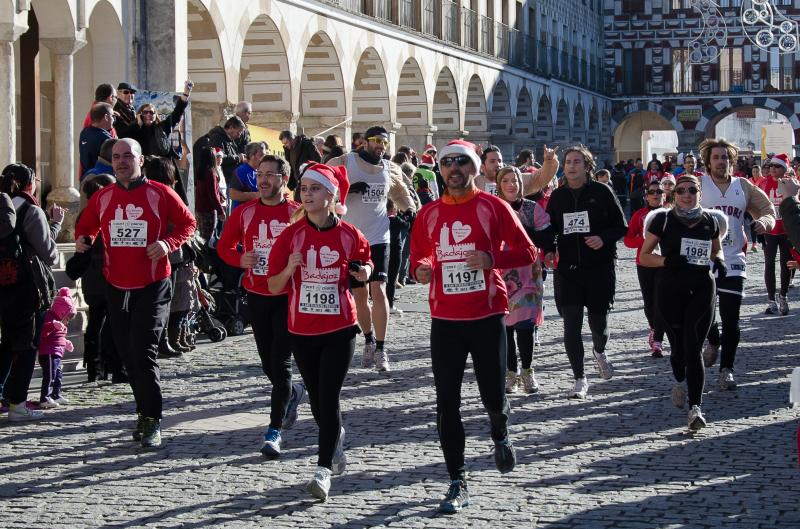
[646,189,664,195]
[440,155,473,168]
[674,186,699,195]
[120,90,135,95]
[140,110,155,115]
[367,136,389,146]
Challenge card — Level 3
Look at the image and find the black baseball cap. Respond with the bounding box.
[117,82,138,93]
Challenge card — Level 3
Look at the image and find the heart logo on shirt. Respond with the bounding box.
[319,246,340,267]
[126,204,144,220]
[269,219,287,238]
[451,221,472,243]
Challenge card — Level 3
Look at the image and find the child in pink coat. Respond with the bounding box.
[39,287,77,408]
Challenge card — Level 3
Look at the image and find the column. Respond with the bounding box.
[0,40,15,167]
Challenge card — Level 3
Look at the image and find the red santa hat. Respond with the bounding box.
[438,140,482,172]
[301,163,350,215]
[771,153,790,171]
[420,153,435,167]
[213,147,223,158]
[424,144,437,153]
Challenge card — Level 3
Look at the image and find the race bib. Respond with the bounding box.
[563,211,590,234]
[109,220,148,247]
[484,182,498,196]
[772,198,783,220]
[680,237,711,265]
[299,282,340,314]
[441,261,486,294]
[721,228,735,248]
[362,183,387,204]
[252,241,270,276]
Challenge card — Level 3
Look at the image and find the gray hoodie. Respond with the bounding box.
[11,196,59,266]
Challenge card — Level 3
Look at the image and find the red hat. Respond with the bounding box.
[213,147,223,158]
[51,287,77,320]
[424,144,437,153]
[301,163,350,215]
[420,154,435,167]
[771,153,790,171]
[438,139,482,172]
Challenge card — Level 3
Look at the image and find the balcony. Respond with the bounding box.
[617,67,797,97]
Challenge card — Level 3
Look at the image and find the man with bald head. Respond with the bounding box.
[234,101,253,154]
[75,138,196,448]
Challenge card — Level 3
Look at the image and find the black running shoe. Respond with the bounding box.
[438,480,469,514]
[493,438,516,473]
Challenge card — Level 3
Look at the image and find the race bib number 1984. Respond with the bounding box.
[680,238,711,265]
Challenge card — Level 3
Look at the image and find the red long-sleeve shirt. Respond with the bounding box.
[623,206,652,265]
[410,188,536,321]
[759,177,785,235]
[75,179,196,290]
[217,198,299,296]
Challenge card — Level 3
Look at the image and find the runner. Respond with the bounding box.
[327,126,415,372]
[495,166,555,394]
[75,138,196,447]
[758,153,794,315]
[266,163,372,502]
[217,154,306,457]
[410,140,536,514]
[698,138,774,391]
[639,175,727,430]
[545,145,627,399]
[624,180,667,357]
[475,145,559,197]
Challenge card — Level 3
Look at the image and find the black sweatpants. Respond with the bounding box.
[506,326,533,372]
[764,233,791,299]
[291,326,356,470]
[106,279,171,419]
[636,265,665,342]
[0,281,38,405]
[85,299,123,379]
[706,276,744,371]
[656,270,715,407]
[430,315,510,481]
[247,292,292,430]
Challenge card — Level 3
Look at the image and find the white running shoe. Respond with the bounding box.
[39,397,59,409]
[520,368,540,394]
[54,395,69,405]
[719,368,737,391]
[389,306,404,315]
[505,371,520,394]
[688,405,707,431]
[765,300,779,315]
[702,341,719,368]
[374,348,390,372]
[331,427,347,475]
[306,466,332,501]
[568,377,589,399]
[9,402,44,421]
[671,383,686,409]
[592,349,614,380]
[361,341,376,368]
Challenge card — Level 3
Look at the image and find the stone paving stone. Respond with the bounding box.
[1,246,799,528]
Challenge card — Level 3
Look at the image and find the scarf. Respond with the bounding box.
[673,204,703,226]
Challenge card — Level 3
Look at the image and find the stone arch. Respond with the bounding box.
[535,94,553,145]
[573,102,586,144]
[395,58,429,150]
[351,47,391,135]
[463,74,488,141]
[489,80,512,137]
[588,104,600,151]
[699,97,800,137]
[514,87,534,138]
[298,31,346,137]
[187,0,228,106]
[432,67,460,141]
[74,0,125,108]
[611,101,683,134]
[238,14,292,122]
[30,0,77,37]
[554,98,571,142]
[613,111,677,163]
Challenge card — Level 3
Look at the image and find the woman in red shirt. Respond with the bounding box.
[267,163,372,502]
[193,146,227,240]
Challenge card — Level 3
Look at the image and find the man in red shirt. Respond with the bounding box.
[410,140,536,514]
[217,154,305,457]
[75,138,196,448]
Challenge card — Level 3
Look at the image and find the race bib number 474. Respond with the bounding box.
[563,211,590,235]
[109,220,148,247]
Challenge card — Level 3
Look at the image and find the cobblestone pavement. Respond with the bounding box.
[2,247,799,529]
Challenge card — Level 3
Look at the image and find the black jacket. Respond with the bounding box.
[546,179,628,269]
[284,135,321,190]
[113,100,136,131]
[780,196,800,253]
[194,125,240,182]
[119,97,188,158]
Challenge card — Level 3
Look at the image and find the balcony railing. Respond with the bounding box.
[422,0,436,36]
[619,67,795,97]
[399,0,417,30]
[443,0,459,44]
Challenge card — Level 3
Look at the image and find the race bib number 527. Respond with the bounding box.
[110,220,148,247]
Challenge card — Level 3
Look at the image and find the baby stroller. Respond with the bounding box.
[191,278,227,342]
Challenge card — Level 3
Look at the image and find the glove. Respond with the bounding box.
[663,254,689,269]
[712,257,728,280]
[349,182,370,194]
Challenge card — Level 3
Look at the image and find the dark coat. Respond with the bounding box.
[283,134,321,190]
[113,100,136,131]
[194,126,240,183]
[119,97,188,158]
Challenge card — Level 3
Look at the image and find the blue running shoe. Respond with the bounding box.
[260,426,282,457]
[438,480,469,514]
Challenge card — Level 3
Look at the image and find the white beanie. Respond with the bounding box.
[438,140,482,173]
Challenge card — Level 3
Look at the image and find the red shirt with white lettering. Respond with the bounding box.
[410,188,537,321]
[266,216,372,336]
[758,177,785,235]
[217,198,299,296]
[75,178,196,290]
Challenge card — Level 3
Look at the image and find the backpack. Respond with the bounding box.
[0,201,29,288]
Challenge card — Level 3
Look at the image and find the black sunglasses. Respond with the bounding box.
[646,189,664,195]
[440,155,472,168]
[675,187,699,195]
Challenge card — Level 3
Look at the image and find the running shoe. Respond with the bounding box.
[568,377,589,399]
[702,341,719,368]
[389,306,404,315]
[361,340,376,368]
[260,426,282,457]
[505,371,520,394]
[132,413,144,441]
[671,383,686,409]
[652,341,664,358]
[533,327,541,347]
[331,427,347,475]
[592,349,614,380]
[687,405,707,431]
[39,397,60,409]
[54,395,69,405]
[282,382,306,430]
[306,466,332,501]
[375,348,390,372]
[751,244,758,253]
[493,438,516,473]
[778,294,790,316]
[520,368,539,394]
[765,300,778,315]
[8,402,44,421]
[647,328,655,350]
[438,480,470,514]
[719,368,737,391]
[140,417,162,448]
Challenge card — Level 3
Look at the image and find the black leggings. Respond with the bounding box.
[431,315,510,481]
[656,271,715,407]
[706,276,744,370]
[247,292,293,430]
[291,326,356,470]
[506,326,533,372]
[636,265,665,342]
[560,306,609,380]
[764,233,791,299]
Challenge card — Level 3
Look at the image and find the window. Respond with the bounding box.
[623,49,646,94]
[672,49,693,93]
[623,0,645,13]
[719,48,743,92]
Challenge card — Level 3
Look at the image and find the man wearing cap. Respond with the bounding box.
[115,82,138,131]
[698,138,774,391]
[327,126,416,372]
[410,139,536,514]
